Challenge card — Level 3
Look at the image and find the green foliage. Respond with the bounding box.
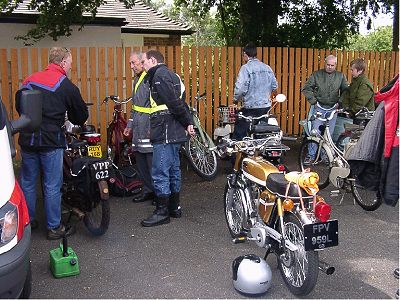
[348,26,393,51]
[0,0,135,46]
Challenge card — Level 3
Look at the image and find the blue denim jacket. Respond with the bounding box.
[234,58,278,108]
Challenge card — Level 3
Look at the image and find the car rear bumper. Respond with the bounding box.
[0,225,31,298]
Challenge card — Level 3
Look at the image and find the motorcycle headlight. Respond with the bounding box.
[0,202,18,245]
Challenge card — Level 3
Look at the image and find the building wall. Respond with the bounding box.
[0,24,122,48]
[144,35,181,46]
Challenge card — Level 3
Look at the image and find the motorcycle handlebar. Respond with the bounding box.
[237,111,272,123]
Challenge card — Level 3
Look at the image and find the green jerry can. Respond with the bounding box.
[49,236,80,278]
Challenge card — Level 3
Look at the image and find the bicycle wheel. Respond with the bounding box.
[107,126,119,163]
[298,139,331,189]
[277,213,319,296]
[185,131,218,180]
[350,176,383,211]
[83,181,110,236]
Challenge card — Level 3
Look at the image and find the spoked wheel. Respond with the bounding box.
[299,139,331,189]
[350,176,383,211]
[185,132,218,180]
[277,213,319,296]
[107,127,132,166]
[223,183,248,238]
[83,181,110,236]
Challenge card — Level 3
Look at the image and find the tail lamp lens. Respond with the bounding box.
[315,201,331,223]
[0,202,18,245]
[87,136,101,144]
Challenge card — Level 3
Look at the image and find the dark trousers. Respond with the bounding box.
[232,107,270,141]
[135,151,154,194]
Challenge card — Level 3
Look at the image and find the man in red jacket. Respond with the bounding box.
[16,47,88,239]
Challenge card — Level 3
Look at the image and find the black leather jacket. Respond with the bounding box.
[146,64,193,144]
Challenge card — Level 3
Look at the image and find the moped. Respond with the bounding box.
[221,136,338,296]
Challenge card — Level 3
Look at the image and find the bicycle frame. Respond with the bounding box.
[190,108,216,150]
[306,111,351,186]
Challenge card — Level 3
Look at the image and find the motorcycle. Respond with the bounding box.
[221,136,338,296]
[62,122,113,236]
[214,94,292,165]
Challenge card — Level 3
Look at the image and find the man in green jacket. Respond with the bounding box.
[342,58,375,122]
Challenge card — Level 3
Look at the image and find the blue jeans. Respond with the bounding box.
[20,148,63,229]
[152,143,181,198]
[308,104,337,158]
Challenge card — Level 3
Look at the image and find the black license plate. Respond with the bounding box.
[303,220,338,251]
[90,161,111,181]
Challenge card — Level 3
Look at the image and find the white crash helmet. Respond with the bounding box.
[232,254,272,295]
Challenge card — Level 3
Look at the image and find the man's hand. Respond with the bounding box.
[270,90,278,102]
[123,127,132,137]
[187,124,195,136]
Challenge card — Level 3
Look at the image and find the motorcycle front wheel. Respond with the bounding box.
[299,139,331,189]
[277,213,319,296]
[223,183,248,238]
[350,176,383,211]
[184,131,218,181]
[83,180,110,236]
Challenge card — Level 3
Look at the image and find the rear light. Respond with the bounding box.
[0,181,29,253]
[9,180,30,240]
[277,164,286,172]
[282,199,294,211]
[86,136,101,144]
[315,201,331,223]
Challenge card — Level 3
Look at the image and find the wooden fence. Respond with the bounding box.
[1,46,398,155]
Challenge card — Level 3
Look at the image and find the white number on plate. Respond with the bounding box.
[95,170,109,180]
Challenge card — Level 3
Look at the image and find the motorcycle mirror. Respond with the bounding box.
[275,94,286,103]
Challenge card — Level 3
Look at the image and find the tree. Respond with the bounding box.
[175,0,398,50]
[348,26,393,51]
[0,0,135,45]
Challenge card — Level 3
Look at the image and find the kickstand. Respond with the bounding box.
[264,247,271,260]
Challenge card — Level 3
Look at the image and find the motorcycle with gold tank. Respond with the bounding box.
[221,137,338,296]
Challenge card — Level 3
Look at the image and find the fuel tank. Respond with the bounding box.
[242,157,279,186]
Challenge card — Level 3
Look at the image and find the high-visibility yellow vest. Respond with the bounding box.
[133,71,185,114]
[131,71,153,114]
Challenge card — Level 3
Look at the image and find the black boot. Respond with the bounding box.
[169,192,182,218]
[141,197,170,227]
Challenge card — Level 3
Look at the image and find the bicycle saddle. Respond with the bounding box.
[251,124,280,133]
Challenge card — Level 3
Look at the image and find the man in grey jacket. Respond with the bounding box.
[124,51,155,203]
[232,42,278,141]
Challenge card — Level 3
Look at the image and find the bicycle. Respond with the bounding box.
[298,108,382,211]
[102,95,134,166]
[181,92,218,181]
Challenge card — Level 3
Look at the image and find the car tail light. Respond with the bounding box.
[276,164,286,172]
[7,180,30,241]
[315,201,331,223]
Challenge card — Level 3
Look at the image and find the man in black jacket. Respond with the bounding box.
[16,47,88,239]
[140,49,194,227]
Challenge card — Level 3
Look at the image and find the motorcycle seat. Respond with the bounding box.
[251,124,280,133]
[265,173,310,198]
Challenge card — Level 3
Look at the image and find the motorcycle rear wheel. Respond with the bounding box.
[350,176,382,211]
[277,213,319,296]
[223,183,248,238]
[185,131,218,181]
[83,181,110,236]
[299,139,331,189]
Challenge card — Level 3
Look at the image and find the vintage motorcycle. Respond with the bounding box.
[62,122,113,236]
[214,94,292,165]
[221,137,338,296]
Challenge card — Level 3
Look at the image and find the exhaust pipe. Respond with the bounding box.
[319,260,335,275]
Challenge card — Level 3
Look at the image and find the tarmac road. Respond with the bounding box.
[29,141,399,299]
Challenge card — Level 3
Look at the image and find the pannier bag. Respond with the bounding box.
[109,165,143,197]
